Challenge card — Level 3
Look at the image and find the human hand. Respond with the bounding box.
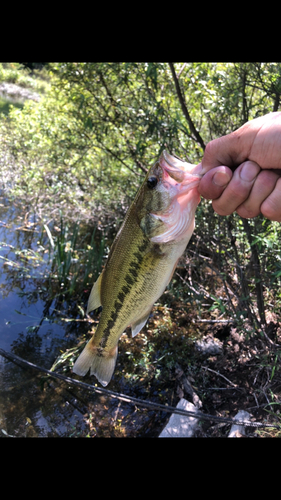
[196,112,281,222]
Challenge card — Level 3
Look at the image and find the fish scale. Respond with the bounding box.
[99,236,162,349]
[72,150,202,386]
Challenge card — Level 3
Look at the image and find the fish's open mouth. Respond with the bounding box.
[150,151,202,244]
[160,150,202,193]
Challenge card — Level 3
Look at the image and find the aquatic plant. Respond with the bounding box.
[45,215,106,299]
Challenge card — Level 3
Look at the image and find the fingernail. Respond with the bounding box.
[240,162,259,182]
[213,171,231,187]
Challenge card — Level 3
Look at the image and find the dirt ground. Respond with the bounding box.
[175,318,281,437]
[2,309,280,438]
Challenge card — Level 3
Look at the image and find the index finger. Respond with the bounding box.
[199,112,281,175]
[200,129,255,174]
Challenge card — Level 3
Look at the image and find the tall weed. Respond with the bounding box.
[45,215,105,298]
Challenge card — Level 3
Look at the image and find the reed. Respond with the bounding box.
[45,215,106,298]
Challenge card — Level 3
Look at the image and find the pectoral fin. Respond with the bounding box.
[131,312,151,338]
[87,272,103,314]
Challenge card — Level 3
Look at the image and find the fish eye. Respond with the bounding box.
[147,176,158,189]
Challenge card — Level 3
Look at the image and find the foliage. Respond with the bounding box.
[2,62,281,209]
[1,63,281,435]
[1,62,281,333]
[0,62,50,93]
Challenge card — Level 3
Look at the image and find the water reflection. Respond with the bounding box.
[0,195,90,436]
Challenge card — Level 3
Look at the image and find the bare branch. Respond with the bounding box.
[169,62,206,151]
[177,63,187,79]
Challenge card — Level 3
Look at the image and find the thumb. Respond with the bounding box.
[198,166,233,200]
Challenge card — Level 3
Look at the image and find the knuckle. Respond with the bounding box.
[260,178,281,221]
[261,202,280,221]
[212,200,232,216]
[236,204,259,219]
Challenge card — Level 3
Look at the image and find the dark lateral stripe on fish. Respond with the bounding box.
[124,274,134,286]
[137,240,148,253]
[100,282,135,348]
[99,305,120,349]
[100,239,149,350]
[121,284,130,296]
[117,290,126,303]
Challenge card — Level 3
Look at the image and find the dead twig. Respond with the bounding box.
[194,319,232,324]
[202,366,238,388]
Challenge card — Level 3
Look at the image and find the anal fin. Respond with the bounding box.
[131,312,151,338]
[87,272,103,314]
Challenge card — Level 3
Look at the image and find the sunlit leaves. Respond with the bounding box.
[1,62,281,223]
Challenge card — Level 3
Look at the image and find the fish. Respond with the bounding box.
[72,150,202,386]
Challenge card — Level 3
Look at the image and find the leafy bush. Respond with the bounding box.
[1,62,281,330]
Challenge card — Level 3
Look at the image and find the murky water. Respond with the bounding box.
[0,194,172,437]
[0,196,82,436]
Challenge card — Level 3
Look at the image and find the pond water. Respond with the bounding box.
[0,196,83,436]
[0,194,173,437]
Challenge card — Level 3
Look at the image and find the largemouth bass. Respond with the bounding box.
[73,151,202,386]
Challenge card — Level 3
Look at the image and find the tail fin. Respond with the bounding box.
[72,342,118,387]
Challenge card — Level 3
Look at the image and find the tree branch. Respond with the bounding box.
[242,218,266,327]
[169,62,205,151]
[98,144,144,177]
